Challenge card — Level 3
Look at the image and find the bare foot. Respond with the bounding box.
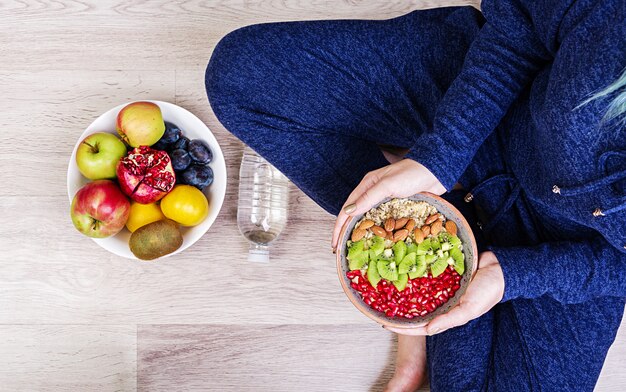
[384,335,427,392]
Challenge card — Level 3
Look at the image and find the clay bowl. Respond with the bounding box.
[336,192,478,328]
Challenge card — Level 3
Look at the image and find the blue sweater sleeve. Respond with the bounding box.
[404,0,552,189]
[491,240,626,303]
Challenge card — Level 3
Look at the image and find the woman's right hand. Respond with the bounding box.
[331,158,446,250]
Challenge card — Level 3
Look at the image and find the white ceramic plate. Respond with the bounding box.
[67,100,227,260]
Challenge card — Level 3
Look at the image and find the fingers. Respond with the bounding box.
[348,179,391,216]
[331,170,382,248]
[383,325,429,336]
[425,300,476,335]
[331,210,350,249]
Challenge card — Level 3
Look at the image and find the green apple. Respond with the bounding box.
[116,101,165,147]
[76,132,127,180]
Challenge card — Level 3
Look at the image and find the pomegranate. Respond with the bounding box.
[116,146,176,204]
[347,266,461,319]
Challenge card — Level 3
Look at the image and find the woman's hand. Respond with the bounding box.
[385,251,505,336]
[331,159,446,250]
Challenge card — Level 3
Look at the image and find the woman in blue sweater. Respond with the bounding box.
[205,0,625,390]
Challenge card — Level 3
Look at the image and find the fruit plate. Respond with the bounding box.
[336,192,478,328]
[67,100,227,259]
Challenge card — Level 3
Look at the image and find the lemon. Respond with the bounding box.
[160,185,209,226]
[126,201,166,232]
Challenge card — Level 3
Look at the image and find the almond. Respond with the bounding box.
[384,218,396,232]
[394,217,409,230]
[421,225,431,236]
[386,230,394,240]
[445,221,457,236]
[405,218,416,232]
[431,220,442,235]
[371,225,387,237]
[393,229,409,242]
[425,214,438,225]
[358,219,375,230]
[413,228,425,243]
[351,228,366,242]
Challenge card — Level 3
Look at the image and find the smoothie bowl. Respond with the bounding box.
[336,193,478,328]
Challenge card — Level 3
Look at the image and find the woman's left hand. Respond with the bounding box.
[385,251,505,336]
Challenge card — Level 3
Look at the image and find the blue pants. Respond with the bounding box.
[205,7,622,391]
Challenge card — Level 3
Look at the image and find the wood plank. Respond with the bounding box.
[137,324,421,392]
[0,194,361,325]
[596,323,626,392]
[0,325,136,392]
[0,1,479,72]
[0,1,624,391]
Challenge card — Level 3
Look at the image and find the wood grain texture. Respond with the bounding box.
[0,325,136,392]
[137,324,422,392]
[596,324,626,392]
[0,0,624,391]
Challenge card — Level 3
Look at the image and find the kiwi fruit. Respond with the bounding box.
[430,258,448,277]
[416,238,432,255]
[398,252,416,274]
[417,238,440,255]
[393,241,407,263]
[348,240,369,271]
[406,242,418,255]
[393,273,408,291]
[424,254,437,264]
[129,219,183,260]
[367,259,382,287]
[370,236,385,257]
[449,235,462,249]
[450,247,465,275]
[377,259,399,281]
[409,255,428,279]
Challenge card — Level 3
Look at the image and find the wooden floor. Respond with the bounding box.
[0,1,623,391]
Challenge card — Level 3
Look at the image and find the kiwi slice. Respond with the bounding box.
[408,255,427,279]
[416,238,433,255]
[424,254,437,264]
[377,259,399,281]
[450,247,465,275]
[430,258,448,277]
[393,241,407,263]
[347,240,368,271]
[441,241,452,252]
[398,252,416,274]
[370,236,385,257]
[406,242,418,255]
[449,235,462,249]
[393,273,408,291]
[367,259,382,287]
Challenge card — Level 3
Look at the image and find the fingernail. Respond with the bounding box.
[343,203,356,214]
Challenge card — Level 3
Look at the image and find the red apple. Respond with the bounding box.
[116,101,165,147]
[70,180,130,238]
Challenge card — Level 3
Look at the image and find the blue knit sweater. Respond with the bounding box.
[405,0,626,303]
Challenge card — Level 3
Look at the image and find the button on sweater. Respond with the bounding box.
[404,0,626,303]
